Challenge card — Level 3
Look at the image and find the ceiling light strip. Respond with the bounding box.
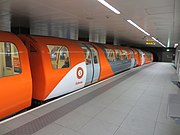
[97,0,120,14]
[152,37,166,47]
[127,20,150,36]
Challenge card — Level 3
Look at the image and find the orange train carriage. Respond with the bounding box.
[0,32,153,120]
[0,32,32,119]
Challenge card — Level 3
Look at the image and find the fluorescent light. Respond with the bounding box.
[152,37,166,47]
[127,20,150,36]
[97,0,120,14]
[167,32,171,47]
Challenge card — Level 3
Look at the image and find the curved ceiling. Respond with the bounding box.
[0,0,179,47]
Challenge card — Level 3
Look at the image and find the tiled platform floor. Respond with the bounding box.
[2,63,180,135]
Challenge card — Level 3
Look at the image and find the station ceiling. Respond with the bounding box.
[0,0,179,47]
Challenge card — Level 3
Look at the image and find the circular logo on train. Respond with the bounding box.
[76,67,84,79]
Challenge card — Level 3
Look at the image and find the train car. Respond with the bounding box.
[0,32,32,119]
[20,35,88,101]
[0,32,153,120]
[19,35,117,101]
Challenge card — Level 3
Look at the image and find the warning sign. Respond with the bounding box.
[13,57,21,73]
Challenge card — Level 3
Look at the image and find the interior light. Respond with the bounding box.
[166,49,170,52]
[174,43,178,48]
[152,37,166,47]
[127,20,150,36]
[97,0,120,14]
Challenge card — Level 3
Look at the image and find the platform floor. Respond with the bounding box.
[1,63,180,135]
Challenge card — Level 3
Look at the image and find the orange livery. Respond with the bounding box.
[0,32,153,120]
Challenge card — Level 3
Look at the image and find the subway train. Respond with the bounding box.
[0,32,153,120]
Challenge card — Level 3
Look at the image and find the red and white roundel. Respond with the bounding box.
[76,67,84,79]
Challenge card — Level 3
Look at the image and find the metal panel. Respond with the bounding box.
[109,59,131,74]
[168,94,180,119]
[85,63,93,85]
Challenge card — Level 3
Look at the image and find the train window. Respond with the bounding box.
[90,48,99,64]
[130,50,134,58]
[0,42,22,78]
[105,49,115,62]
[81,46,92,65]
[119,50,124,60]
[122,50,128,60]
[115,49,122,60]
[47,45,70,69]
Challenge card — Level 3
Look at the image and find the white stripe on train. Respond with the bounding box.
[45,62,87,100]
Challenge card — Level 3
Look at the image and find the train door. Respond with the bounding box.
[81,44,100,85]
[137,49,145,65]
[129,49,135,68]
[142,52,145,65]
[88,45,100,83]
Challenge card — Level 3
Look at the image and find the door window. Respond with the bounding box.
[90,48,99,64]
[81,46,92,65]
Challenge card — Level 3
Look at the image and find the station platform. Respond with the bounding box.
[1,62,180,135]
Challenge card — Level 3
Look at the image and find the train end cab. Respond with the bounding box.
[0,32,32,119]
